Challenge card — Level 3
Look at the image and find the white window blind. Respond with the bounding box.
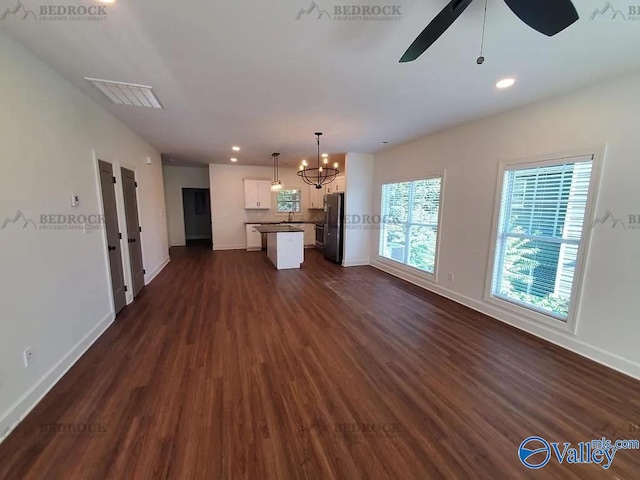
[276,190,301,213]
[379,177,442,274]
[491,157,594,321]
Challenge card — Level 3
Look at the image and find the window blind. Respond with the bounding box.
[491,157,594,320]
[380,177,442,274]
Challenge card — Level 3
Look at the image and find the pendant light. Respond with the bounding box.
[271,153,282,192]
[297,132,339,189]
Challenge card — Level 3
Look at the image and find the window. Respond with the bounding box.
[490,156,594,322]
[276,189,301,213]
[379,177,442,274]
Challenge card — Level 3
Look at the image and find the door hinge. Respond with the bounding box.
[124,285,128,292]
[143,269,146,274]
[139,226,142,233]
[134,181,138,188]
[112,177,117,184]
[118,232,122,239]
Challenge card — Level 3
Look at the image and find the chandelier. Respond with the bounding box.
[297,132,339,189]
[270,152,282,192]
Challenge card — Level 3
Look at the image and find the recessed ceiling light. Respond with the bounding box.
[98,0,116,4]
[230,158,238,162]
[496,77,516,89]
[232,146,240,151]
[321,153,329,158]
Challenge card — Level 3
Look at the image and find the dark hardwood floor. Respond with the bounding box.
[1,247,639,479]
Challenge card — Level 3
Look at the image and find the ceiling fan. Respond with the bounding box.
[400,0,579,63]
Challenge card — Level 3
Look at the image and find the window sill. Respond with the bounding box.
[374,256,437,284]
[485,294,577,334]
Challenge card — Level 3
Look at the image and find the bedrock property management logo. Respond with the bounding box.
[295,1,402,21]
[590,1,640,21]
[518,435,639,470]
[0,0,109,21]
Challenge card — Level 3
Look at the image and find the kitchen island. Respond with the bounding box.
[253,225,304,270]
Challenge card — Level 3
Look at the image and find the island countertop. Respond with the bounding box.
[253,225,304,233]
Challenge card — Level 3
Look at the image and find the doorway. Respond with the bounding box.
[97,160,127,314]
[182,188,212,247]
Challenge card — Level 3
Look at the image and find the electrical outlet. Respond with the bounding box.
[448,273,455,283]
[23,348,33,368]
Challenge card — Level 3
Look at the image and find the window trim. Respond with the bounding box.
[378,172,445,282]
[274,188,302,215]
[484,148,604,334]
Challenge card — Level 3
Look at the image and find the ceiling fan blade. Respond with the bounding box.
[400,0,474,63]
[503,0,579,37]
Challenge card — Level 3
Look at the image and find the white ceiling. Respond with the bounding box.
[2,0,640,166]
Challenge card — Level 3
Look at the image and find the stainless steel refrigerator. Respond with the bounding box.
[323,193,344,264]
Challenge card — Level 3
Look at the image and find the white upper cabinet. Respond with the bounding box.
[308,184,325,209]
[244,179,272,209]
[326,174,346,194]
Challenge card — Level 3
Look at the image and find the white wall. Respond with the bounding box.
[0,30,169,441]
[163,165,210,246]
[209,164,323,250]
[343,153,374,267]
[371,71,640,379]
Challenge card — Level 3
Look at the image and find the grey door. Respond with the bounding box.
[121,168,145,298]
[98,160,126,314]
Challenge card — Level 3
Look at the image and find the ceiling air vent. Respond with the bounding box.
[85,77,164,109]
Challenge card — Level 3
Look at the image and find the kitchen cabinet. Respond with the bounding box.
[246,224,263,251]
[326,174,346,194]
[244,179,272,209]
[308,184,325,209]
[302,224,316,246]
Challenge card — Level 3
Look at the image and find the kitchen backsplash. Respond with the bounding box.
[245,209,324,224]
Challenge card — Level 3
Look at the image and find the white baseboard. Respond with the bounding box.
[0,312,115,444]
[343,259,370,267]
[370,260,640,381]
[145,256,170,285]
[213,244,246,251]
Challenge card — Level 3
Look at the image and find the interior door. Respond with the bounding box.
[98,160,126,314]
[121,168,145,298]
